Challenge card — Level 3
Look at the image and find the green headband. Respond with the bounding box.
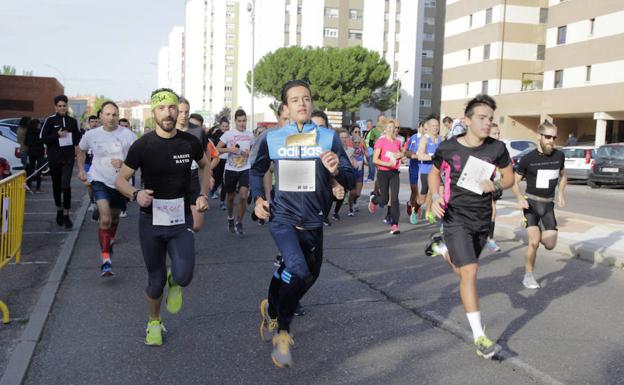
[151,91,179,110]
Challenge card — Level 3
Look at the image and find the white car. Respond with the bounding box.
[502,139,537,158]
[0,125,23,173]
[561,145,596,180]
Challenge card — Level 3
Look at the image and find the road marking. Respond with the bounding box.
[23,231,72,235]
[423,310,565,385]
[24,212,63,215]
[8,261,50,265]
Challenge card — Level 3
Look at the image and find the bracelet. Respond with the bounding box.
[132,189,141,201]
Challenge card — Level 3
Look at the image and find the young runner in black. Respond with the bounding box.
[512,120,566,289]
[428,94,513,359]
[115,88,211,346]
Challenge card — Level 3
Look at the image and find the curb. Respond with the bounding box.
[0,195,89,385]
[494,222,624,270]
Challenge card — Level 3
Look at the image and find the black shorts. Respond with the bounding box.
[523,199,557,231]
[224,169,250,193]
[420,173,430,195]
[443,224,489,267]
[189,170,201,204]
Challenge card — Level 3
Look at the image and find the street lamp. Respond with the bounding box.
[247,0,256,131]
[395,70,408,120]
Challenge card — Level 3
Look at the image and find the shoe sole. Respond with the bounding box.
[100,271,114,277]
[476,344,501,359]
[271,353,291,368]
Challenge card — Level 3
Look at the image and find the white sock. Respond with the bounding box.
[433,242,448,255]
[466,311,485,341]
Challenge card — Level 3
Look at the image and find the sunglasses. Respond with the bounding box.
[540,134,557,140]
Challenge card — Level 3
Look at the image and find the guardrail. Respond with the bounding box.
[0,171,26,324]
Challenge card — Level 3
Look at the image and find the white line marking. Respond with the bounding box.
[24,212,61,215]
[8,261,50,265]
[23,231,72,235]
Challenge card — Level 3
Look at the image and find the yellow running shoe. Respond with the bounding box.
[145,320,166,346]
[475,335,501,359]
[166,271,183,314]
[259,299,277,342]
[271,331,294,368]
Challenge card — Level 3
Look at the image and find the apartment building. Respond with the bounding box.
[159,0,446,128]
[441,0,624,145]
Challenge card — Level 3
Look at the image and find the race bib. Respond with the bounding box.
[536,169,559,189]
[457,156,496,195]
[385,151,396,160]
[152,198,185,226]
[59,134,73,147]
[278,160,316,192]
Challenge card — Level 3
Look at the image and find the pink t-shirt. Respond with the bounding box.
[374,136,402,171]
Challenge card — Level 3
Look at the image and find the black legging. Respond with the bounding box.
[26,154,45,190]
[49,160,74,210]
[211,159,226,200]
[372,170,400,225]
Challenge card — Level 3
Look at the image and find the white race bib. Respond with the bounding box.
[152,198,185,226]
[457,156,496,195]
[536,169,559,189]
[59,134,73,147]
[278,160,316,192]
[385,151,396,160]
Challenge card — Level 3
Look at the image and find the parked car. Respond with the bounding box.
[502,139,536,158]
[0,132,23,173]
[511,147,535,174]
[0,124,18,141]
[588,143,624,188]
[0,119,20,135]
[561,145,596,181]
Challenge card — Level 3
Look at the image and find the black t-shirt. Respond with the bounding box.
[433,136,511,229]
[124,130,203,213]
[517,149,564,199]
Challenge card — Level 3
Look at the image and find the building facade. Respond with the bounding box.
[441,0,624,145]
[0,75,64,119]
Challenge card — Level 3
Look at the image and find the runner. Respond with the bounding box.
[512,120,566,289]
[428,94,513,359]
[117,118,134,217]
[486,123,503,252]
[114,88,211,346]
[176,98,214,233]
[347,125,367,216]
[415,114,442,223]
[368,119,404,235]
[217,109,255,235]
[210,117,229,209]
[77,101,136,276]
[364,117,383,182]
[24,118,45,193]
[40,94,82,229]
[251,80,355,367]
[405,121,423,224]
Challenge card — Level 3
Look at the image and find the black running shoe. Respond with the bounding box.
[56,210,63,226]
[228,218,235,233]
[63,215,73,230]
[294,303,305,316]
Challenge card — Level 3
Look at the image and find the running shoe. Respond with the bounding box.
[259,299,277,342]
[166,271,183,314]
[100,261,114,277]
[145,319,167,346]
[347,209,355,217]
[227,218,235,233]
[271,331,294,368]
[87,203,96,211]
[331,212,341,221]
[522,272,540,289]
[353,204,360,212]
[475,335,501,359]
[210,191,219,199]
[273,254,283,267]
[219,202,227,210]
[406,202,412,216]
[56,210,63,226]
[409,209,418,225]
[92,208,100,222]
[323,219,331,226]
[235,222,244,235]
[383,214,391,224]
[390,224,400,235]
[368,195,377,214]
[294,303,305,316]
[63,215,73,230]
[425,210,437,224]
[120,210,128,218]
[486,238,501,252]
[425,235,444,257]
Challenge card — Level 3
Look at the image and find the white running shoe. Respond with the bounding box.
[486,238,501,252]
[522,272,540,289]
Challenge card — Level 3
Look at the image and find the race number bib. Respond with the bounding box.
[278,160,316,192]
[536,169,559,189]
[457,156,496,195]
[152,198,185,226]
[59,134,73,147]
[95,141,123,183]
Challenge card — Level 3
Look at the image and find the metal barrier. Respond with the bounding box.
[0,171,26,324]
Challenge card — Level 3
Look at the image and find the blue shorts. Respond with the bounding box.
[355,168,364,182]
[409,166,420,185]
[91,181,127,211]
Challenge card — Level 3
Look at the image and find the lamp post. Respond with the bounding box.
[395,70,408,120]
[247,0,256,131]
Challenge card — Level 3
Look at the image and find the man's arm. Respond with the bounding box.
[331,133,356,191]
[557,169,567,208]
[76,148,87,181]
[512,172,528,209]
[428,166,446,218]
[416,136,432,161]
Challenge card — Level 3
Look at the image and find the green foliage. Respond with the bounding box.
[2,65,17,75]
[144,117,155,129]
[366,80,400,113]
[214,106,231,123]
[91,96,111,116]
[248,46,391,113]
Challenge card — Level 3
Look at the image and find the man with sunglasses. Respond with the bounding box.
[512,120,567,289]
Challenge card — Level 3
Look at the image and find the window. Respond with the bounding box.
[589,18,595,35]
[384,12,389,20]
[226,12,234,19]
[585,65,592,82]
[424,0,436,7]
[226,23,236,29]
[226,44,235,51]
[422,50,434,58]
[423,32,435,41]
[539,8,548,23]
[349,9,361,20]
[554,70,563,88]
[557,26,567,45]
[225,55,234,61]
[481,80,489,94]
[420,99,431,107]
[226,33,235,40]
[467,48,471,61]
[537,44,545,60]
[420,82,432,90]
[422,66,433,75]
[483,44,490,60]
[424,17,435,26]
[348,29,363,40]
[324,7,339,18]
[485,8,492,24]
[297,5,302,14]
[469,14,473,28]
[324,28,338,38]
[224,86,233,92]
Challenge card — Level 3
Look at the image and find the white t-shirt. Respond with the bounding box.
[79,126,137,187]
[219,129,255,172]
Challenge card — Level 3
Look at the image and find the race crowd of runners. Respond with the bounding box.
[22,80,567,368]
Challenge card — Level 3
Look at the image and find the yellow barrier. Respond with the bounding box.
[0,171,26,324]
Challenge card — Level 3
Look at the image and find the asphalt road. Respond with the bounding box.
[19,192,624,385]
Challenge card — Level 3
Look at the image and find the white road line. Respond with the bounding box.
[24,212,62,215]
[23,231,72,235]
[423,310,565,385]
[8,261,50,265]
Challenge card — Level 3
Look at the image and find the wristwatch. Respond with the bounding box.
[132,189,140,201]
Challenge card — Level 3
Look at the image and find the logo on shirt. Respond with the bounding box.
[277,146,323,158]
[173,153,191,164]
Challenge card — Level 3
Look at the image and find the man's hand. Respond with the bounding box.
[332,181,345,200]
[137,189,154,208]
[557,194,565,208]
[480,179,496,193]
[78,169,87,182]
[517,196,529,210]
[254,197,270,220]
[58,129,68,138]
[110,159,123,169]
[320,151,339,176]
[431,197,446,219]
[195,195,209,212]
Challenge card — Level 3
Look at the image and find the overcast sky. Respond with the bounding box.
[0,0,185,101]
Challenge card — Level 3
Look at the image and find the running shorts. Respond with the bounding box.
[523,199,557,231]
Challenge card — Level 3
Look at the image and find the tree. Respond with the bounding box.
[2,65,17,75]
[144,117,155,130]
[366,81,400,114]
[91,96,111,116]
[214,106,231,123]
[21,70,34,76]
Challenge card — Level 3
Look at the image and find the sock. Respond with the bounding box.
[98,228,114,262]
[466,311,485,341]
[489,221,495,239]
